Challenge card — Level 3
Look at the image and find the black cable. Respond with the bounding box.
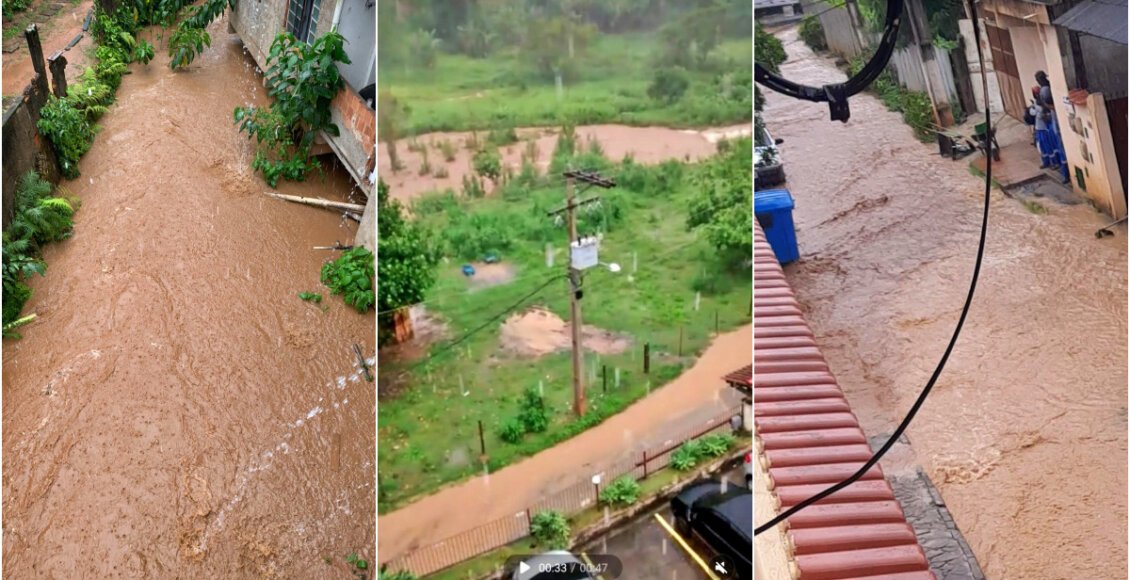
[754,0,993,536]
[755,0,905,122]
[400,274,566,373]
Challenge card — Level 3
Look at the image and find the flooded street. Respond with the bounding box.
[2,16,374,578]
[763,28,1127,579]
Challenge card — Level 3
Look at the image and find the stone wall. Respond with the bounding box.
[2,81,60,229]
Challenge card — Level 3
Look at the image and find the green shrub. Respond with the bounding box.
[755,22,786,73]
[487,127,518,147]
[518,386,549,434]
[700,433,734,458]
[799,15,827,51]
[462,174,486,198]
[671,433,735,470]
[37,97,96,179]
[472,149,502,182]
[320,247,375,312]
[530,511,570,549]
[234,31,349,185]
[648,67,690,104]
[599,476,642,507]
[378,569,416,580]
[499,418,525,443]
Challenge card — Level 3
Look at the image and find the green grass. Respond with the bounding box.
[380,33,752,134]
[378,152,751,513]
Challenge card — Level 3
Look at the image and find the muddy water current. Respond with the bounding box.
[3,17,374,578]
[764,29,1127,578]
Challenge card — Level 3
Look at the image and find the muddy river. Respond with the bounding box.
[763,29,1127,578]
[378,123,751,203]
[2,16,374,578]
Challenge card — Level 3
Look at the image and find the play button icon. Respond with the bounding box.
[518,561,531,575]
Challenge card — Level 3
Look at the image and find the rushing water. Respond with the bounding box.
[764,28,1127,578]
[2,17,374,578]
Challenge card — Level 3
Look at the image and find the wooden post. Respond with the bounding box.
[478,420,486,457]
[642,450,649,478]
[643,343,650,374]
[715,310,719,334]
[525,508,532,531]
[602,365,607,393]
[25,25,48,96]
[678,326,684,357]
[47,51,67,98]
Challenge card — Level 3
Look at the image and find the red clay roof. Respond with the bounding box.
[754,222,935,580]
[723,364,753,388]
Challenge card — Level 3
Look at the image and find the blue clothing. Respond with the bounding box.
[1036,127,1070,181]
[1035,86,1055,131]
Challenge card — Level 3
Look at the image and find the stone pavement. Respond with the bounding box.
[871,433,987,580]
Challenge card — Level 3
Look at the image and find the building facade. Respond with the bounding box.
[230,0,376,191]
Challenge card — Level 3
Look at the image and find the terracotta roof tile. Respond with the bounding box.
[754,221,935,579]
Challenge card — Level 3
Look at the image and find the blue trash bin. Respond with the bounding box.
[754,189,799,265]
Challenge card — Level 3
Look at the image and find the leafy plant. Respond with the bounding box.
[345,552,369,571]
[700,434,734,458]
[499,417,525,443]
[234,31,350,185]
[298,291,322,303]
[518,386,549,434]
[472,149,502,183]
[648,67,690,104]
[377,181,440,346]
[799,15,828,51]
[599,476,641,507]
[321,247,375,313]
[168,0,232,69]
[670,442,700,471]
[755,22,786,74]
[37,97,96,179]
[378,569,416,580]
[530,510,570,550]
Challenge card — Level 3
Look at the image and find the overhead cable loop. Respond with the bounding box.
[755,0,905,122]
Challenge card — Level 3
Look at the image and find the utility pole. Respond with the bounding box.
[549,169,615,417]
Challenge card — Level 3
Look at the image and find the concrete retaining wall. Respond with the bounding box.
[2,82,60,229]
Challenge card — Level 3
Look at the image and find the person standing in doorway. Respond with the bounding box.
[1035,71,1070,184]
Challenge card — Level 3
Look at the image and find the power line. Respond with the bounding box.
[396,274,566,374]
[754,0,994,536]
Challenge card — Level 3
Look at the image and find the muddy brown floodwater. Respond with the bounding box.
[378,123,751,203]
[2,16,374,578]
[763,28,1127,578]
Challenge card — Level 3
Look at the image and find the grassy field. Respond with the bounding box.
[379,32,753,134]
[378,141,752,512]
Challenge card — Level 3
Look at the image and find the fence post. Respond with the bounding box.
[642,450,649,478]
[25,25,48,97]
[525,508,532,531]
[678,326,684,357]
[478,420,486,458]
[643,343,650,374]
[602,365,607,393]
[715,309,719,334]
[47,51,67,98]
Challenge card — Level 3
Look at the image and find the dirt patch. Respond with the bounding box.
[379,306,450,370]
[499,307,631,357]
[378,123,751,203]
[221,168,257,197]
[464,262,517,290]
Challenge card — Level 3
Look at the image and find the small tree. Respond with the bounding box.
[687,138,753,267]
[472,149,502,189]
[377,181,440,346]
[755,22,786,73]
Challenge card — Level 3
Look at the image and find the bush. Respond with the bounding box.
[755,22,786,73]
[518,386,549,433]
[648,67,690,104]
[599,476,642,507]
[671,433,736,471]
[530,511,570,549]
[799,15,827,51]
[320,247,375,312]
[499,418,525,443]
[37,97,96,179]
[472,149,502,182]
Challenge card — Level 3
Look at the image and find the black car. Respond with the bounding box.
[671,480,752,579]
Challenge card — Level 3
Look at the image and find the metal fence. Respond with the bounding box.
[382,404,745,577]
